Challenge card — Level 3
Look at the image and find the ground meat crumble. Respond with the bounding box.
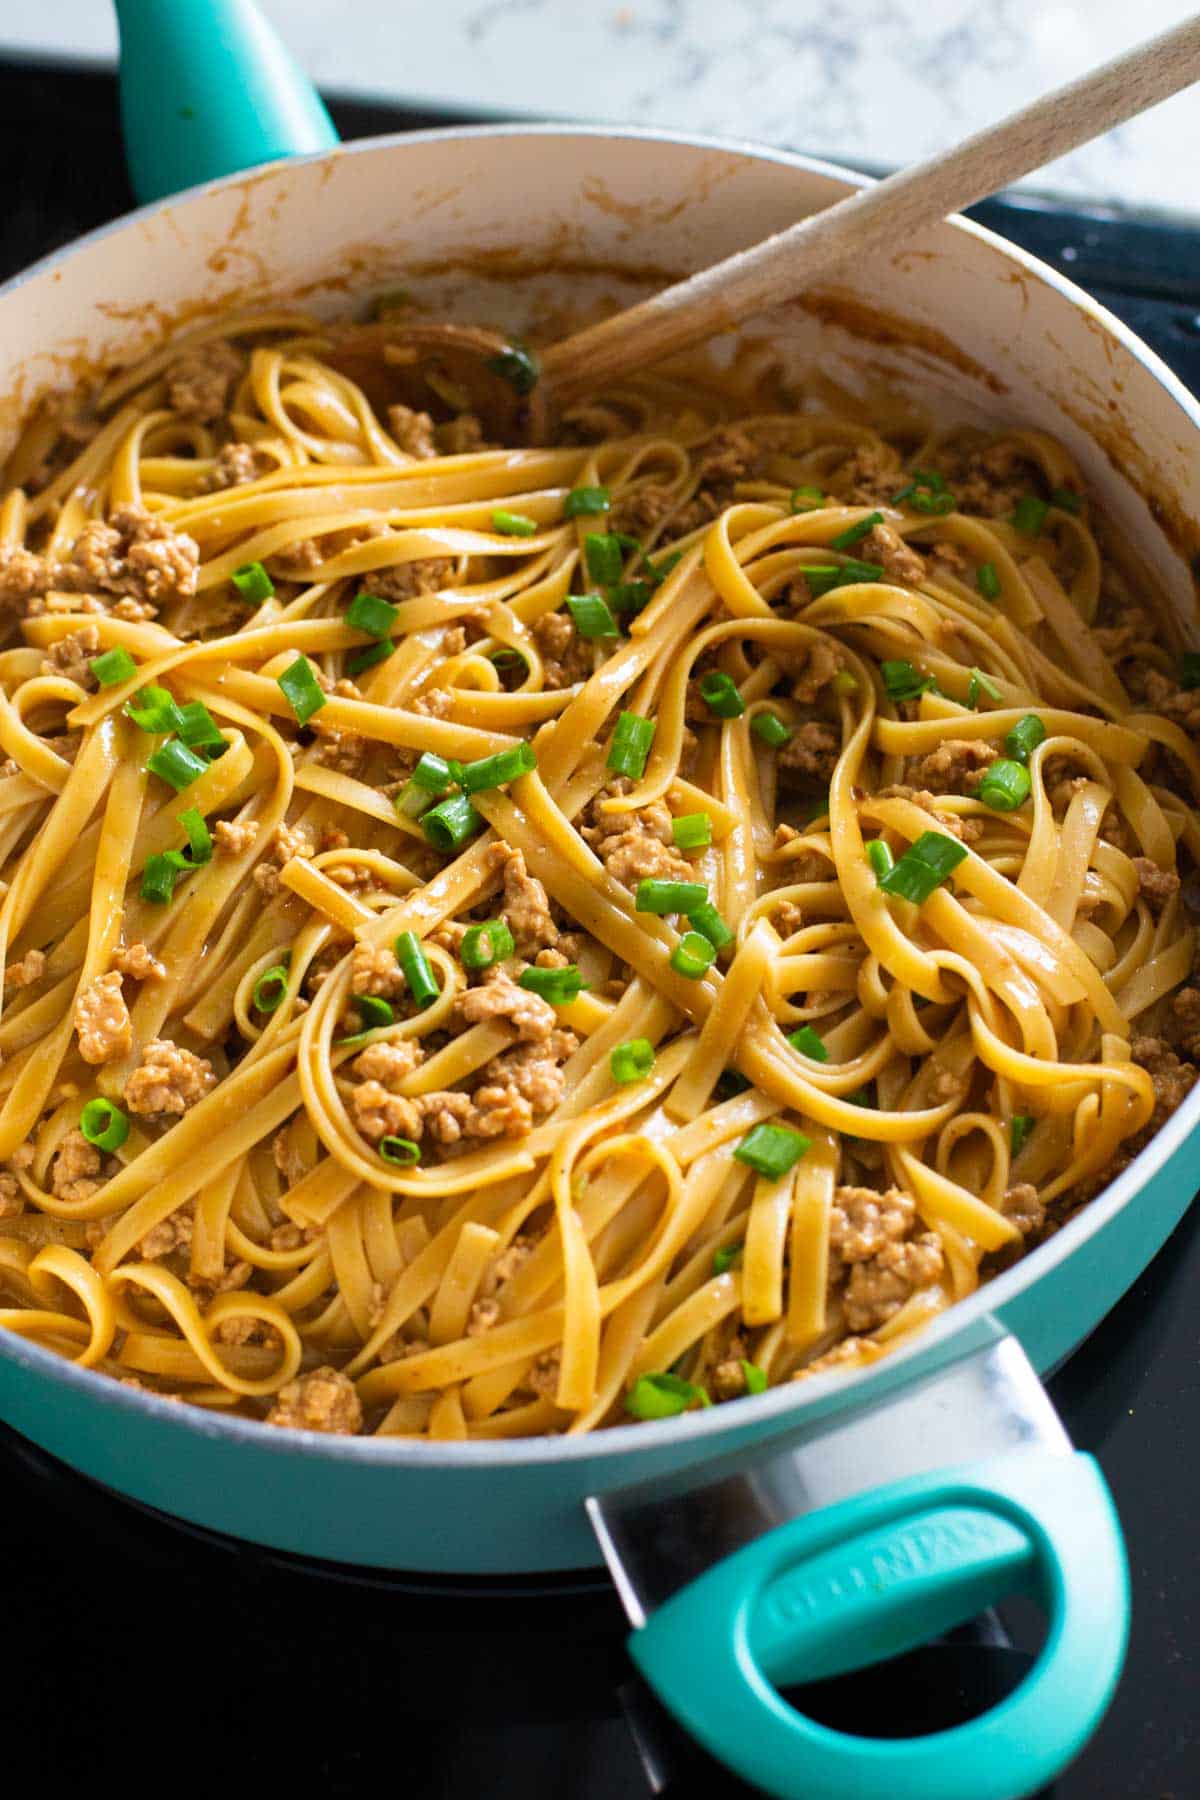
[74,971,133,1065]
[904,739,996,795]
[112,942,166,982]
[488,841,559,957]
[199,441,272,492]
[778,721,840,786]
[581,787,694,890]
[532,610,593,689]
[165,339,244,423]
[20,504,200,617]
[5,949,45,991]
[266,1367,362,1434]
[50,1130,107,1203]
[828,1186,944,1333]
[40,623,101,687]
[366,558,455,602]
[123,1040,217,1117]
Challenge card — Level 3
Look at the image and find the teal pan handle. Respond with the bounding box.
[629,1449,1128,1800]
[114,0,339,204]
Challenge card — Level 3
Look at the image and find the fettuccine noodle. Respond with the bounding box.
[0,304,1195,1438]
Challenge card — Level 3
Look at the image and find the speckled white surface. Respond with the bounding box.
[7,0,1199,212]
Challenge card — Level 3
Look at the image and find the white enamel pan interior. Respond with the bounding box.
[0,127,1198,1574]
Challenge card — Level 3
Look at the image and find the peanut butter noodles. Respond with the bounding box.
[0,308,1196,1441]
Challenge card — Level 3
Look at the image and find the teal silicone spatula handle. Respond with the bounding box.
[630,1449,1128,1800]
[114,0,339,204]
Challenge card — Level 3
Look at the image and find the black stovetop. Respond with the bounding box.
[2,56,1200,1800]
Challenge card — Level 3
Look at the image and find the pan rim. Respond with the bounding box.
[1,119,1198,1469]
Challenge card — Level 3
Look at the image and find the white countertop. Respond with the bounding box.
[7,0,1199,215]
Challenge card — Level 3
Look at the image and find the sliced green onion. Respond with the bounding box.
[394,930,440,1008]
[518,964,585,1004]
[585,532,626,586]
[672,812,712,851]
[978,757,1032,812]
[786,1024,828,1062]
[892,471,955,516]
[420,793,483,852]
[231,561,275,605]
[751,710,792,748]
[636,878,708,916]
[378,1135,422,1166]
[670,931,717,979]
[253,964,290,1013]
[176,701,225,755]
[609,578,653,615]
[892,468,948,505]
[687,902,734,951]
[353,994,394,1033]
[567,593,619,639]
[790,486,824,512]
[803,560,884,596]
[977,562,1001,601]
[734,1122,811,1177]
[146,739,208,791]
[461,920,515,971]
[966,667,1002,707]
[1180,652,1200,691]
[1004,713,1046,764]
[458,742,537,794]
[643,548,682,589]
[140,849,191,904]
[714,1070,751,1102]
[79,1096,129,1152]
[413,752,455,791]
[910,489,956,516]
[837,558,886,585]
[878,831,967,904]
[882,660,935,703]
[564,486,610,518]
[832,669,860,696]
[742,1361,768,1395]
[492,509,537,538]
[698,671,745,718]
[829,510,883,550]
[277,655,327,726]
[867,838,895,881]
[712,1244,742,1274]
[125,685,183,734]
[610,1038,655,1084]
[90,647,136,687]
[177,806,212,864]
[485,344,539,395]
[345,592,399,639]
[489,649,528,673]
[1012,495,1049,536]
[395,752,456,820]
[1050,486,1082,514]
[347,641,395,677]
[1010,1113,1034,1156]
[607,710,655,780]
[625,1372,709,1419]
[798,564,842,598]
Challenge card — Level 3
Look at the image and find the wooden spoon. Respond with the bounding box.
[539,13,1200,409]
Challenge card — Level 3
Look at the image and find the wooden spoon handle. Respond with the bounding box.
[542,12,1200,404]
